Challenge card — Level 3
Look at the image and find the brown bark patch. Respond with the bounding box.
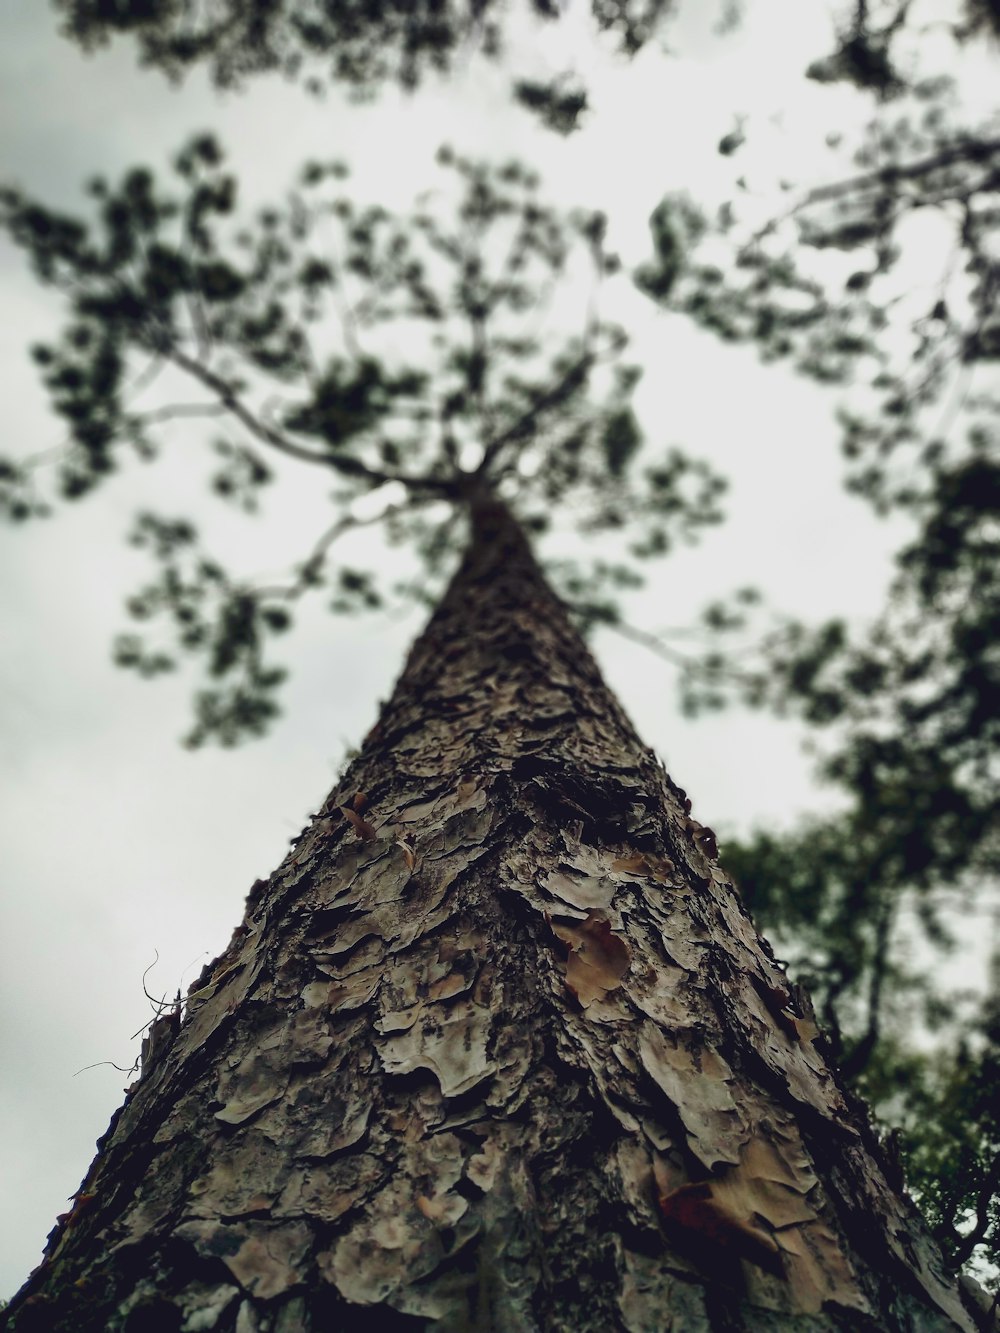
[551,910,631,1007]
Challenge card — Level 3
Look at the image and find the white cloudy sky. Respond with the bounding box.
[0,0,974,1298]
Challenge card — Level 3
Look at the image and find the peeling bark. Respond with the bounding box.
[3,496,986,1332]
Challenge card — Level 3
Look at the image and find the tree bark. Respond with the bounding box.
[3,496,984,1332]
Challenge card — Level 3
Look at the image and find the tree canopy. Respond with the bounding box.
[1,135,723,745]
[1,0,998,1301]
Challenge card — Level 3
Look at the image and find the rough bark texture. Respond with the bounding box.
[4,497,985,1332]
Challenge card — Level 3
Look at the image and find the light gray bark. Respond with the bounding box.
[3,497,984,1331]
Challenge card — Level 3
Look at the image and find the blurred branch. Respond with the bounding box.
[804,135,1000,209]
[839,898,894,1081]
[476,349,594,480]
[744,134,1000,254]
[604,615,761,686]
[247,501,410,601]
[166,343,454,495]
[948,1147,1000,1269]
[133,402,229,427]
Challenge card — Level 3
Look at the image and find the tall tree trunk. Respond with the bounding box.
[4,497,983,1332]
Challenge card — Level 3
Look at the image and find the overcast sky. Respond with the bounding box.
[0,0,957,1298]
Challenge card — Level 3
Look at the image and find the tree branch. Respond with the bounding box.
[802,136,1000,211]
[604,615,764,687]
[164,343,455,496]
[475,350,594,480]
[132,402,230,427]
[839,897,894,1081]
[743,134,1000,255]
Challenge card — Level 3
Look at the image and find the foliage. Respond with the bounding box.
[53,0,675,128]
[0,136,723,746]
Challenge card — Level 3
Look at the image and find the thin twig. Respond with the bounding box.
[132,402,229,427]
[245,502,408,601]
[604,616,761,686]
[73,1058,139,1077]
[475,207,612,483]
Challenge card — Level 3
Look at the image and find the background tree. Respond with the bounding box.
[629,0,1000,1277]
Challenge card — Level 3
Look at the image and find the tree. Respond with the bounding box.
[0,128,990,1333]
[1,0,998,1324]
[2,486,989,1331]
